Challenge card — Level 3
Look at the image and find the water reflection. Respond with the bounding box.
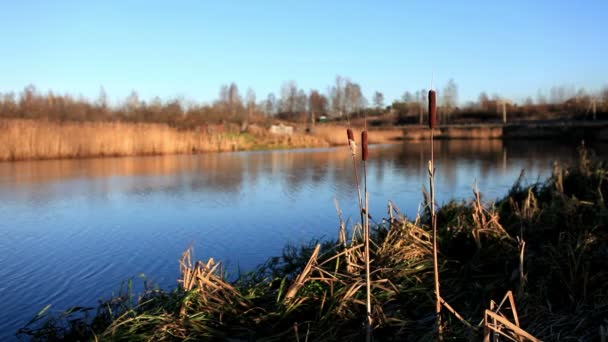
[0,140,603,205]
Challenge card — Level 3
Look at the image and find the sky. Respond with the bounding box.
[0,0,607,105]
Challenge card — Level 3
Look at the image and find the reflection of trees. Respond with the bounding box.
[2,141,606,204]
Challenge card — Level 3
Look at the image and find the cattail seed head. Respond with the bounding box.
[428,90,437,129]
[347,128,354,141]
[361,131,368,161]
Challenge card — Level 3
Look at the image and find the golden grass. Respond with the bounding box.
[0,119,243,161]
[0,119,331,161]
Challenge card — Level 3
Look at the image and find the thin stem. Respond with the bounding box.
[363,160,372,341]
[429,128,443,341]
[351,156,365,229]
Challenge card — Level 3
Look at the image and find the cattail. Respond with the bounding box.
[361,131,368,161]
[347,128,357,156]
[428,90,437,129]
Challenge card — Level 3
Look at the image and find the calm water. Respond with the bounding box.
[0,140,604,340]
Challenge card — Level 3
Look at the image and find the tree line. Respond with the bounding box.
[1,78,607,129]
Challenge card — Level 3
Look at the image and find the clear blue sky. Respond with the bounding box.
[1,0,606,105]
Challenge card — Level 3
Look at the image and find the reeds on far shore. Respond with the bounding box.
[0,119,331,161]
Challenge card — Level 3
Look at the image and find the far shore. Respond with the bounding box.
[2,118,607,162]
[0,119,403,162]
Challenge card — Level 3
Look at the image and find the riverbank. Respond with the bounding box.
[17,147,608,341]
[402,121,608,141]
[3,118,608,162]
[0,119,403,161]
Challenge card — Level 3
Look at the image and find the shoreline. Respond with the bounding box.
[3,118,608,162]
[0,119,402,162]
[401,120,608,141]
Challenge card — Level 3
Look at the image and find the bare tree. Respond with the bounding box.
[243,88,255,131]
[228,82,242,119]
[329,75,346,117]
[295,89,308,113]
[401,91,414,103]
[344,81,364,117]
[536,89,547,105]
[442,79,458,108]
[264,93,276,116]
[309,89,327,126]
[478,92,490,111]
[417,89,427,124]
[280,80,299,114]
[373,91,384,110]
[442,79,458,123]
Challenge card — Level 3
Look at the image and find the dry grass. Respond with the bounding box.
[0,119,331,161]
[0,119,243,161]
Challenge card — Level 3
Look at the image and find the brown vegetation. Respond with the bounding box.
[312,125,403,145]
[0,119,333,161]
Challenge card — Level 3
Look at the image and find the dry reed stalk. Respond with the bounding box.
[471,184,512,247]
[518,238,527,298]
[439,297,477,332]
[428,89,443,341]
[361,130,372,341]
[178,247,248,316]
[334,198,347,248]
[482,291,540,342]
[346,128,366,230]
[284,244,321,301]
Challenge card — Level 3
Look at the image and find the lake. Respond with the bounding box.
[0,139,604,340]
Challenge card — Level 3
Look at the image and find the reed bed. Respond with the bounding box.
[0,119,330,161]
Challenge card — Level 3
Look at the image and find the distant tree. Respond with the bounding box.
[416,89,427,124]
[264,93,276,116]
[280,80,299,114]
[401,91,414,103]
[478,92,490,111]
[228,82,242,119]
[125,90,140,116]
[0,92,17,118]
[442,79,458,123]
[309,90,328,115]
[218,84,229,104]
[244,88,256,130]
[536,89,547,105]
[97,87,108,109]
[329,75,346,117]
[442,78,458,108]
[295,89,308,113]
[344,81,364,116]
[246,87,256,107]
[19,84,39,118]
[373,91,384,110]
